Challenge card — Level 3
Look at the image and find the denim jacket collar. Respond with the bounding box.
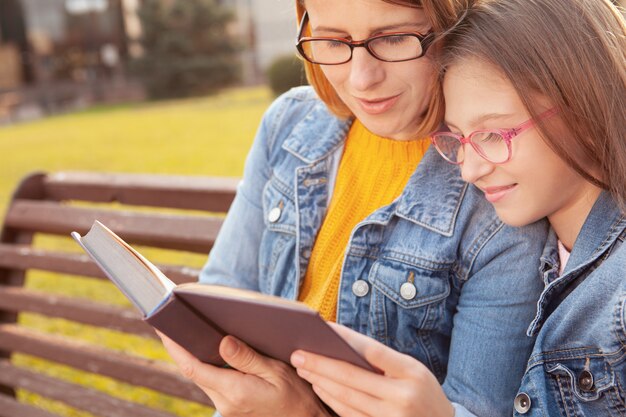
[393,148,467,237]
[529,191,625,336]
[565,191,626,274]
[539,191,625,275]
[283,107,467,237]
[282,101,351,164]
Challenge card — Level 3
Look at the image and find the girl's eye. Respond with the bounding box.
[479,132,505,143]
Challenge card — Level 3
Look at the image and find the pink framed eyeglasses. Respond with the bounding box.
[430,108,558,164]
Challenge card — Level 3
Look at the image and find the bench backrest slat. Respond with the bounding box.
[0,360,180,417]
[0,287,154,337]
[0,394,60,417]
[44,171,238,212]
[0,245,199,284]
[5,200,223,253]
[0,322,211,405]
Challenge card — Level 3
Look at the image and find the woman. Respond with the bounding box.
[160,0,549,416]
[291,0,626,416]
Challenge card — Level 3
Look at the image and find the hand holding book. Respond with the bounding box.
[159,330,335,417]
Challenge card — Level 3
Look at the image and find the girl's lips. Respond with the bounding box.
[355,94,400,115]
[482,184,517,203]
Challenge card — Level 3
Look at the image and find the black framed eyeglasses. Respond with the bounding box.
[295,11,434,65]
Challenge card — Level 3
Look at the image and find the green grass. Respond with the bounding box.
[0,86,273,417]
[0,86,270,216]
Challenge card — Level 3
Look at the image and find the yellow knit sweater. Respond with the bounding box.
[298,120,429,321]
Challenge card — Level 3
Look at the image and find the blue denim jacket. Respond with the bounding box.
[200,86,549,416]
[510,192,626,417]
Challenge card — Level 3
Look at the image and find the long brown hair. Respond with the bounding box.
[438,0,626,208]
[295,0,471,139]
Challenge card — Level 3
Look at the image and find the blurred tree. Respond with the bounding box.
[134,0,241,99]
[266,54,307,97]
[0,0,34,84]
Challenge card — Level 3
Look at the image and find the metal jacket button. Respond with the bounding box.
[578,370,594,392]
[268,207,282,223]
[514,393,531,414]
[352,280,369,297]
[400,282,417,300]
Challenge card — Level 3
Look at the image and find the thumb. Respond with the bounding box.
[220,336,277,377]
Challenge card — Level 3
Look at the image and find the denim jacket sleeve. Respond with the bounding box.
[443,218,548,417]
[198,93,290,289]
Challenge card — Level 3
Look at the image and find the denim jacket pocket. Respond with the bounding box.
[544,352,626,415]
[367,259,451,374]
[259,179,297,295]
[369,259,450,309]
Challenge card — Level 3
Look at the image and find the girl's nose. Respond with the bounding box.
[460,145,496,184]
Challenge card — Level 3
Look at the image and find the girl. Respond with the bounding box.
[160,0,549,416]
[291,0,626,416]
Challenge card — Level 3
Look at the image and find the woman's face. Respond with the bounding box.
[442,58,599,229]
[305,0,435,140]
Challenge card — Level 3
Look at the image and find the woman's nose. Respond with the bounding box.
[460,145,496,184]
[348,47,385,92]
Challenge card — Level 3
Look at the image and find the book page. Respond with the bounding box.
[72,221,175,315]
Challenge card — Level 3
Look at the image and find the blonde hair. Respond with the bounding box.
[295,0,471,139]
[439,0,626,208]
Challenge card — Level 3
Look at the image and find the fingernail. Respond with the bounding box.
[291,352,305,367]
[222,337,239,357]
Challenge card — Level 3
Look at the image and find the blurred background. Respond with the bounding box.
[0,0,305,123]
[0,0,309,211]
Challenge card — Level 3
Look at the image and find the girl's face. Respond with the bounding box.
[442,58,600,231]
[305,0,434,140]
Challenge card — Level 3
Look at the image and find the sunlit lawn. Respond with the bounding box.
[0,86,271,214]
[0,86,273,417]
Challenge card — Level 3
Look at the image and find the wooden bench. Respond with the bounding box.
[0,171,239,417]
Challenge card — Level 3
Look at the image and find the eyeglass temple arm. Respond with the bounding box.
[296,11,308,44]
[506,108,558,141]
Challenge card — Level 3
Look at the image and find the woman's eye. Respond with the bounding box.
[327,40,345,49]
[381,35,409,45]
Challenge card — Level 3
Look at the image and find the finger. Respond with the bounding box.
[159,333,238,392]
[312,383,373,417]
[292,350,395,401]
[158,332,203,367]
[327,322,373,352]
[159,333,295,414]
[219,335,284,380]
[328,322,424,377]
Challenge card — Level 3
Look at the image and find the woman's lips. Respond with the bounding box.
[482,184,517,203]
[355,94,400,115]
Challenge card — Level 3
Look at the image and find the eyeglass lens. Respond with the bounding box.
[299,35,424,64]
[433,132,510,164]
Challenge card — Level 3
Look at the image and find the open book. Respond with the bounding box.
[72,221,374,370]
